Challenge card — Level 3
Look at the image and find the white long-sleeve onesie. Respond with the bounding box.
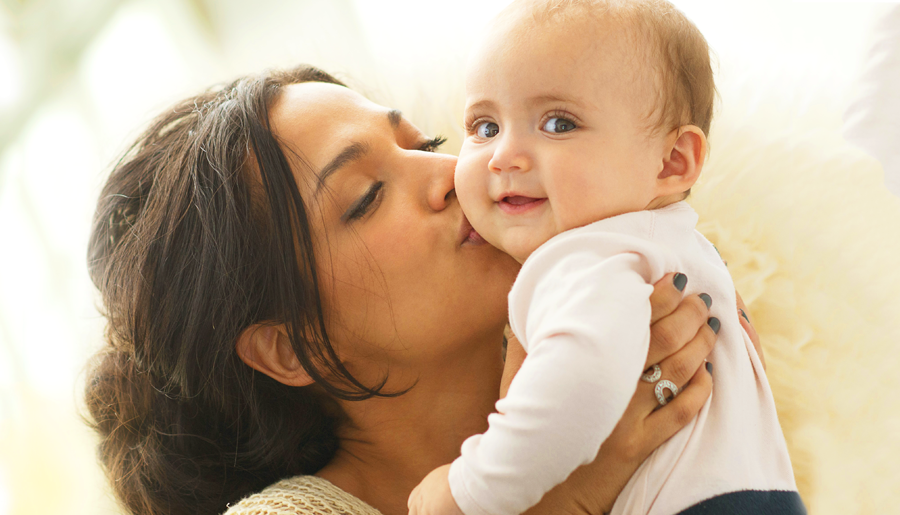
[448,202,799,515]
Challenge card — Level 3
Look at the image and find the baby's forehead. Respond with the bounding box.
[466,2,662,127]
[470,0,715,137]
[479,6,655,87]
[494,3,652,70]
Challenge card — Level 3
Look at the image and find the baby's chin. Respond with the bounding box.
[472,221,553,264]
[496,237,543,265]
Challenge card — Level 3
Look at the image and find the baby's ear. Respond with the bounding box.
[656,125,707,194]
[236,324,315,387]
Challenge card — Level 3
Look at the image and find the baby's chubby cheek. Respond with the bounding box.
[454,149,496,236]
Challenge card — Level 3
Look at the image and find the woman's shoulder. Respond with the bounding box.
[223,475,383,515]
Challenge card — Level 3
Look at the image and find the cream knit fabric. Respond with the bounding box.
[224,476,383,515]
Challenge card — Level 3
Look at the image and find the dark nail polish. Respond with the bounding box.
[739,309,750,323]
[706,361,713,374]
[699,293,712,309]
[707,317,721,334]
[673,273,688,292]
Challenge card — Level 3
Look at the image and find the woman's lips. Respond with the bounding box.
[465,228,487,245]
[498,195,547,214]
[459,216,488,246]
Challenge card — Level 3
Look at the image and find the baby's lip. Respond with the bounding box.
[497,194,547,214]
[494,190,544,202]
[502,196,541,205]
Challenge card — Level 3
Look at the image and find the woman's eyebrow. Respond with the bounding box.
[315,141,370,195]
[387,109,402,128]
[314,110,403,195]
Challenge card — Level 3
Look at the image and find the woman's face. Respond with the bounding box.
[269,82,519,386]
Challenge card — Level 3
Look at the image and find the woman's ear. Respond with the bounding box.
[236,324,315,387]
[655,125,708,195]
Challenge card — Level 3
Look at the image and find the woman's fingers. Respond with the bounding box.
[635,321,716,413]
[646,293,711,367]
[649,273,688,325]
[658,321,717,388]
[644,363,713,447]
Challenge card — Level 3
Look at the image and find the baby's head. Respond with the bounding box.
[456,0,715,262]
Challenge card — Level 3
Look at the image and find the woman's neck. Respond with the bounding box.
[317,334,504,515]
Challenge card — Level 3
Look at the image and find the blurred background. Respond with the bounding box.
[0,1,897,514]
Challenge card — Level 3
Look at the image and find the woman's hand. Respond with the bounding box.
[500,273,721,514]
[407,464,463,515]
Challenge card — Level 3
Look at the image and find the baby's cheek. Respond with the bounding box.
[455,154,490,207]
[455,146,483,183]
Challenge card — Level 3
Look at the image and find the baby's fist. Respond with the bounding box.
[408,464,464,515]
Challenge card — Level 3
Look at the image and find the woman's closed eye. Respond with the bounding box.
[341,135,445,222]
[342,181,384,222]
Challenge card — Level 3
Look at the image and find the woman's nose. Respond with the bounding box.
[425,153,457,212]
[488,133,531,174]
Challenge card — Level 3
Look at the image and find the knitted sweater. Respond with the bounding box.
[224,476,383,515]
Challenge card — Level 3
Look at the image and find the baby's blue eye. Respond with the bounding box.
[476,121,500,139]
[543,117,577,134]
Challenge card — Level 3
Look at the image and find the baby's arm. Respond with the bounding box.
[448,232,679,515]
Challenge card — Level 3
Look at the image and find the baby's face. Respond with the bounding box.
[456,14,670,262]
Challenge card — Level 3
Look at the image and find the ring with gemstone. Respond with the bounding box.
[641,364,662,383]
[655,380,679,406]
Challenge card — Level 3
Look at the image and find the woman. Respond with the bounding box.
[86,65,749,515]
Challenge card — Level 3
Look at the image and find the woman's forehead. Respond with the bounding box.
[269,82,390,167]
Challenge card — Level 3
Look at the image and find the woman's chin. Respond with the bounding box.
[472,249,519,317]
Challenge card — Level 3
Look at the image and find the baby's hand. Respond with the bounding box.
[407,464,464,515]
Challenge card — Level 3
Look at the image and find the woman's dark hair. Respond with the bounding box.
[85,64,388,515]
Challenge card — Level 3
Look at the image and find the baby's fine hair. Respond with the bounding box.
[525,0,716,136]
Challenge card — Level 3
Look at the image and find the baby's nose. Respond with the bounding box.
[488,135,532,174]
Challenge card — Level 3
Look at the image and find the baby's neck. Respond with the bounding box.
[645,192,688,211]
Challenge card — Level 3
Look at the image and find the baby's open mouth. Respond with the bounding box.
[499,196,547,214]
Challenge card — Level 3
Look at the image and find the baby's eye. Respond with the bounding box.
[542,117,577,134]
[476,121,500,139]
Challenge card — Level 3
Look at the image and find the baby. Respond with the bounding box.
[409,1,804,514]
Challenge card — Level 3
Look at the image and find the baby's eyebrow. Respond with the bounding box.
[527,94,586,109]
[465,99,497,114]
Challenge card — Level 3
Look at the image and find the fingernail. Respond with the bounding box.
[699,293,712,309]
[707,317,721,334]
[712,245,727,266]
[706,361,713,374]
[739,309,750,323]
[673,273,688,292]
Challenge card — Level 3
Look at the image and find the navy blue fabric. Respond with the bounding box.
[675,490,807,515]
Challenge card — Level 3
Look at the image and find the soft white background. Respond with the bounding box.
[0,1,895,514]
